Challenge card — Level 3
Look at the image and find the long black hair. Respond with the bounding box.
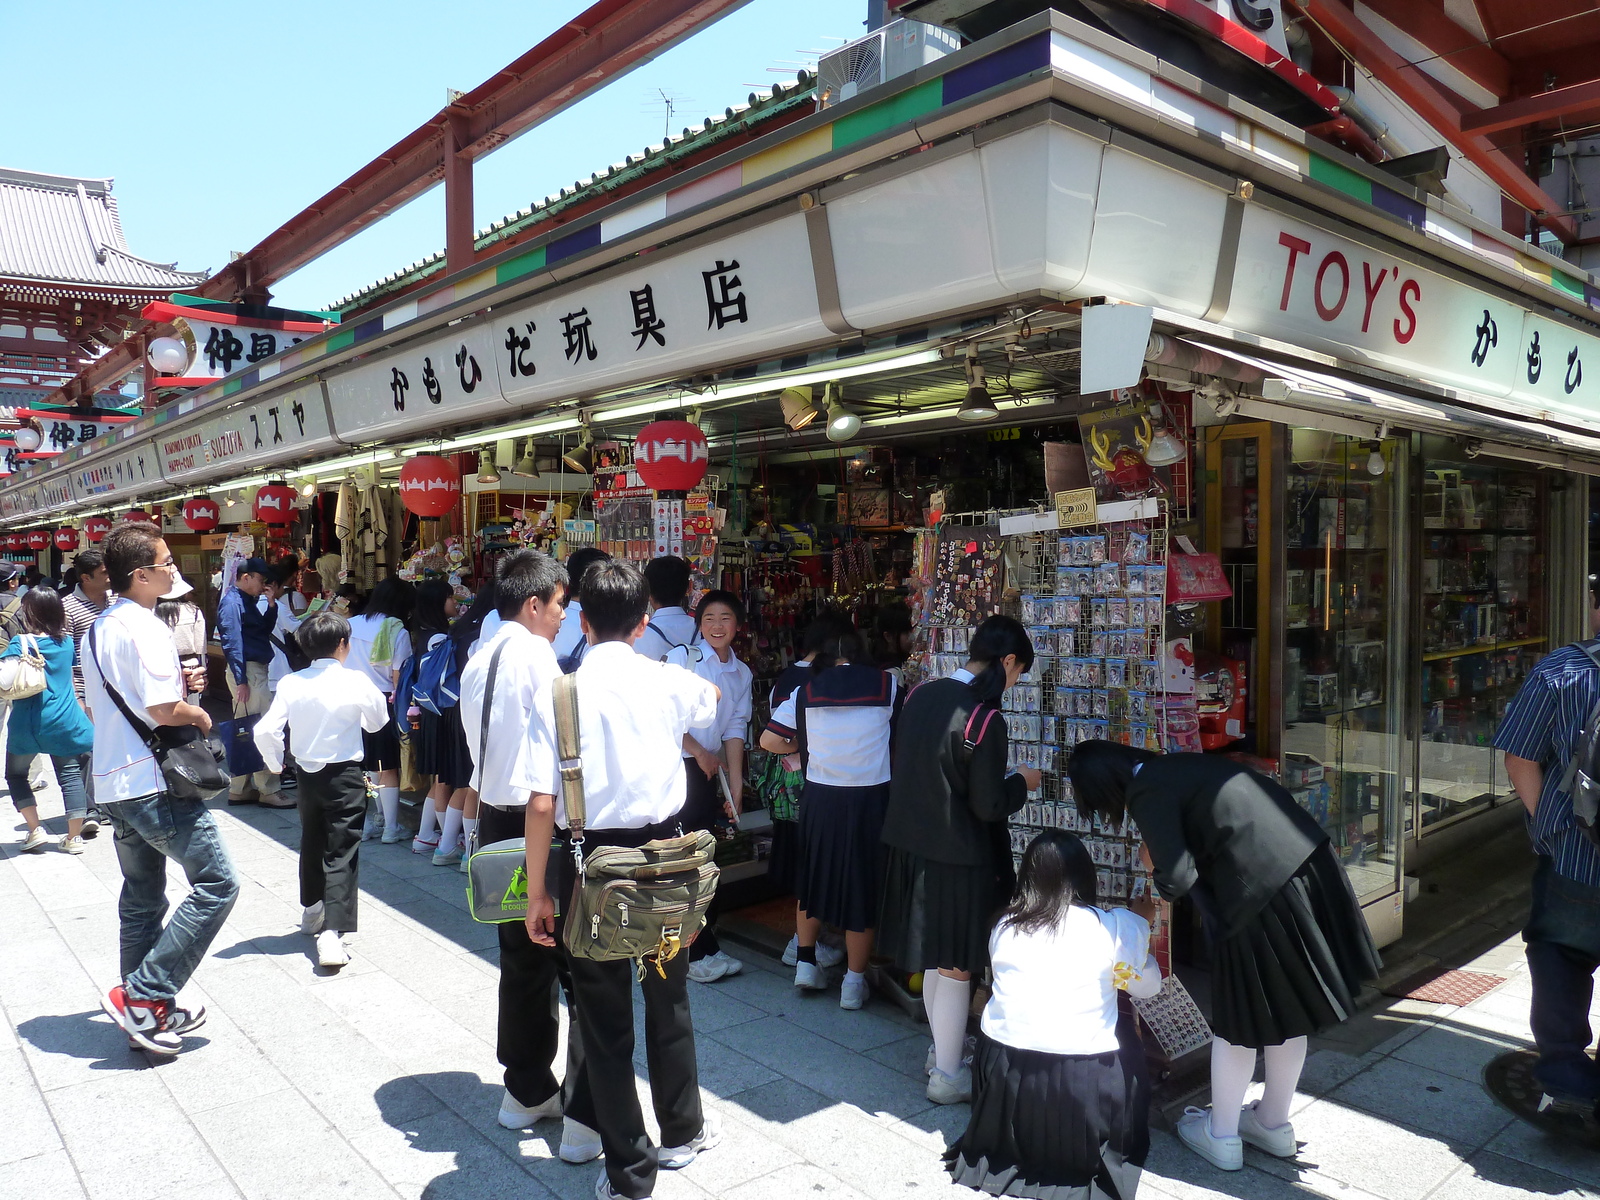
[1067,738,1158,827]
[812,620,868,677]
[360,575,414,623]
[966,614,1035,703]
[21,586,65,640]
[449,581,499,659]
[412,578,455,639]
[997,830,1099,934]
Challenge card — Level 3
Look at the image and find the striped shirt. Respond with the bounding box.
[1493,643,1600,886]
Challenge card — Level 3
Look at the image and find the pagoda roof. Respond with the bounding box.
[0,167,208,298]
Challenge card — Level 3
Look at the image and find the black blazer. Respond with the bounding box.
[883,678,1028,867]
[1127,754,1328,936]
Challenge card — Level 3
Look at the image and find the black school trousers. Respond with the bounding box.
[556,818,704,1200]
[297,760,367,931]
[478,800,584,1109]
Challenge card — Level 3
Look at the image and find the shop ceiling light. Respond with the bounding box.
[957,353,999,423]
[1366,445,1386,476]
[824,386,861,443]
[224,490,237,507]
[476,451,500,483]
[780,386,822,431]
[562,430,595,474]
[513,440,537,476]
[406,414,583,455]
[1143,428,1185,466]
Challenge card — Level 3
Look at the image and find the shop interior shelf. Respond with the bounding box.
[1422,636,1547,662]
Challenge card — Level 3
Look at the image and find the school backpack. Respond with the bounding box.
[0,592,22,639]
[410,635,462,715]
[656,622,704,668]
[1558,641,1600,850]
[557,637,588,675]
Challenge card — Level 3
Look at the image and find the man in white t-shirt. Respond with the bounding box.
[631,555,699,662]
[516,560,720,1200]
[83,523,238,1057]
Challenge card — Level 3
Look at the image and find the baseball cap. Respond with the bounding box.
[0,562,19,583]
[237,557,271,580]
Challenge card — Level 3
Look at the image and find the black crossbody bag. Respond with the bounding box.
[88,623,227,802]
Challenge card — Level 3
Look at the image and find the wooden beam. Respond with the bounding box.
[1288,0,1578,243]
[1462,77,1600,135]
[1355,0,1511,99]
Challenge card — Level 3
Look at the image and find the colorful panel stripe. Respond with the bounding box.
[743,124,833,183]
[1308,153,1372,204]
[496,245,546,286]
[832,78,943,148]
[942,31,1051,105]
[546,222,603,265]
[1369,185,1424,227]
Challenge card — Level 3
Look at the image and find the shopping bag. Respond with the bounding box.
[217,715,266,777]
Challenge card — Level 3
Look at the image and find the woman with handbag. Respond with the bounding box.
[2,587,94,853]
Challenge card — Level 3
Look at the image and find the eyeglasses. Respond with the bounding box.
[142,557,177,573]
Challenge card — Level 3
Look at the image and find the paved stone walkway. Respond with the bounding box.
[1,786,1596,1200]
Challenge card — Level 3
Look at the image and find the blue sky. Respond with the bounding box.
[0,1,869,313]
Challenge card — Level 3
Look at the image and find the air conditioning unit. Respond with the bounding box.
[817,18,961,109]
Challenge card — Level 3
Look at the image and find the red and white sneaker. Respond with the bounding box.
[100,984,184,1055]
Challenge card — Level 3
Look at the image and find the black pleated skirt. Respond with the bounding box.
[877,847,1010,976]
[416,706,473,789]
[1210,842,1383,1048]
[795,781,889,932]
[946,1022,1150,1200]
[769,816,801,893]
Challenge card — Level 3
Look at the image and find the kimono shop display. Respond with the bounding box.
[334,475,391,589]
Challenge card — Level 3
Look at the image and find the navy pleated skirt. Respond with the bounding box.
[946,1020,1150,1200]
[877,847,1011,976]
[1210,841,1382,1048]
[794,781,889,932]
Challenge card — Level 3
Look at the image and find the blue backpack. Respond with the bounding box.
[408,635,462,715]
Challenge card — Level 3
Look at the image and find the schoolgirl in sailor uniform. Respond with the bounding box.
[761,626,899,1010]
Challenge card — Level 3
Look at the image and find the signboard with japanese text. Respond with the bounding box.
[71,440,160,504]
[160,317,317,386]
[38,476,72,511]
[324,322,503,442]
[159,382,337,485]
[0,416,127,478]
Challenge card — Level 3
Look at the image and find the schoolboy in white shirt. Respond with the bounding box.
[254,612,389,970]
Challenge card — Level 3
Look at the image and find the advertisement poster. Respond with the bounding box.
[928,525,1003,626]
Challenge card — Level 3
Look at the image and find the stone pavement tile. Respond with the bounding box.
[347,1100,555,1200]
[1437,1152,1598,1199]
[11,1002,146,1093]
[1387,1022,1526,1085]
[0,1042,66,1166]
[894,1094,969,1150]
[865,1031,934,1082]
[390,894,500,954]
[400,861,478,905]
[717,1162,873,1200]
[1459,986,1534,1027]
[708,957,807,1015]
[1443,1003,1540,1044]
[662,1103,804,1193]
[1294,1047,1378,1098]
[1143,1129,1317,1200]
[352,930,499,1005]
[685,1031,783,1099]
[0,928,98,1010]
[356,863,436,909]
[681,978,768,1034]
[139,1006,295,1116]
[364,847,445,881]
[1482,1117,1600,1190]
[44,1066,234,1200]
[308,970,496,1081]
[762,988,922,1052]
[1271,1098,1469,1200]
[715,1015,939,1119]
[1327,1055,1514,1147]
[0,1149,87,1200]
[189,1088,398,1200]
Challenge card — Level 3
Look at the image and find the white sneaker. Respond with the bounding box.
[361,812,383,842]
[1237,1101,1297,1158]
[816,942,845,968]
[559,1116,604,1163]
[498,1086,562,1129]
[794,961,826,991]
[20,827,48,853]
[594,1176,625,1200]
[381,824,407,845]
[687,956,729,984]
[840,972,870,1010]
[300,902,325,935]
[59,835,86,855]
[926,1065,972,1105]
[926,1034,980,1074]
[1177,1107,1243,1171]
[316,929,350,969]
[782,935,799,966]
[659,1109,720,1169]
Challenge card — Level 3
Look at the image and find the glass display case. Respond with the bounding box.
[1412,437,1548,832]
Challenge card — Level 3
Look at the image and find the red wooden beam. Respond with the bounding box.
[196,0,750,303]
[1354,0,1511,100]
[1462,76,1600,135]
[1288,0,1578,243]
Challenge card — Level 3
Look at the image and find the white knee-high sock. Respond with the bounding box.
[379,786,400,831]
[1256,1037,1308,1129]
[929,973,971,1076]
[417,798,441,841]
[921,969,943,1052]
[1209,1037,1258,1137]
[437,805,464,855]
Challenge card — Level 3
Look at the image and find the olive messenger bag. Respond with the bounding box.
[554,672,719,974]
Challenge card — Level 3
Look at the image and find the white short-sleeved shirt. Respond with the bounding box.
[458,621,561,807]
[982,905,1162,1056]
[672,644,752,757]
[766,665,898,787]
[83,597,186,803]
[345,612,411,696]
[470,609,504,660]
[253,658,389,773]
[633,606,698,662]
[516,641,717,830]
[265,596,302,689]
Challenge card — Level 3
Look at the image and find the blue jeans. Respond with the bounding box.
[7,752,89,821]
[106,792,239,1002]
[1523,857,1600,1099]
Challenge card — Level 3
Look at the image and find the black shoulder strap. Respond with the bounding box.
[477,642,506,782]
[86,621,160,752]
[1578,639,1600,672]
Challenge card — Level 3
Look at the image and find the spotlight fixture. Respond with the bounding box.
[956,350,998,423]
[476,451,500,483]
[514,439,537,477]
[779,386,822,431]
[823,384,861,442]
[299,477,317,497]
[224,490,237,507]
[562,430,595,474]
[1365,423,1389,476]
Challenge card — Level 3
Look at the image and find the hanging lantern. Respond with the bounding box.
[123,509,154,524]
[4,534,22,550]
[53,528,78,551]
[84,516,111,542]
[633,420,709,492]
[398,455,462,517]
[183,497,220,532]
[253,483,298,525]
[26,530,51,551]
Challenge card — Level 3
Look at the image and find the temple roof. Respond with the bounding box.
[0,168,208,296]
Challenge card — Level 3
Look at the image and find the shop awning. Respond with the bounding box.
[1188,341,1600,476]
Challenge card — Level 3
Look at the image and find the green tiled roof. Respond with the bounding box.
[332,74,816,315]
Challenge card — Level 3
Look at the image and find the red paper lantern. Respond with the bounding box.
[4,534,22,551]
[253,484,298,525]
[633,420,709,492]
[84,516,111,542]
[123,509,153,524]
[53,528,78,551]
[26,530,50,551]
[183,497,220,532]
[398,456,463,517]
